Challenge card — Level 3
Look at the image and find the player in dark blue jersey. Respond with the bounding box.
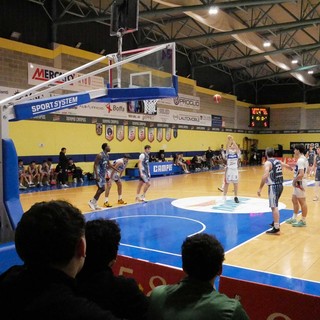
[306,144,316,177]
[136,145,151,202]
[312,146,320,201]
[88,143,118,210]
[257,147,292,234]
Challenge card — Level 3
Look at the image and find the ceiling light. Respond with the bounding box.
[291,59,298,64]
[263,40,271,48]
[209,7,218,15]
[308,70,314,74]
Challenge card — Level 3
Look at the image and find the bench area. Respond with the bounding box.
[18,151,209,178]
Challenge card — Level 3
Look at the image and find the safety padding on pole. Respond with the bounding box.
[2,139,23,229]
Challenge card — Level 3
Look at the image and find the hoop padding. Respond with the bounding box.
[143,99,158,115]
[2,139,23,229]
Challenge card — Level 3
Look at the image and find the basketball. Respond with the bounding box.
[213,94,222,103]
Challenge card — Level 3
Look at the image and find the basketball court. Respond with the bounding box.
[17,167,320,297]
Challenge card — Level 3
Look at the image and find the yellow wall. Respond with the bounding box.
[258,133,320,155]
[9,120,253,157]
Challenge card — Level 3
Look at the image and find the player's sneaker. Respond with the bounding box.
[140,196,148,202]
[218,187,223,192]
[292,220,306,227]
[269,221,274,227]
[88,200,97,210]
[135,197,146,203]
[61,184,69,188]
[266,227,280,235]
[103,202,112,208]
[285,217,297,224]
[118,199,127,205]
[19,184,27,190]
[234,197,239,203]
[313,196,319,201]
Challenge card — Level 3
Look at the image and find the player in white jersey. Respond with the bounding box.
[103,154,131,207]
[223,135,241,203]
[286,144,309,227]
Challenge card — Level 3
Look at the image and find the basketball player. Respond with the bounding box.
[38,159,51,186]
[136,145,151,203]
[312,146,320,201]
[285,144,309,227]
[18,159,33,189]
[27,161,40,186]
[306,144,316,177]
[88,143,118,210]
[257,147,293,234]
[222,135,241,203]
[103,154,131,207]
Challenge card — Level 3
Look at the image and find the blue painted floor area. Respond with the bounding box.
[85,198,320,297]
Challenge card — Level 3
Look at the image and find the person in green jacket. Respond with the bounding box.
[148,233,249,320]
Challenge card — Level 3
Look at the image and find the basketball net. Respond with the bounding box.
[143,99,158,115]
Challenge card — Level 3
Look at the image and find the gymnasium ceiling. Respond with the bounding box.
[19,1,320,92]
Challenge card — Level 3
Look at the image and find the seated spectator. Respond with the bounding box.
[0,200,114,320]
[77,218,149,320]
[54,163,63,184]
[67,158,84,183]
[147,233,249,320]
[190,155,202,172]
[149,154,158,162]
[158,153,166,162]
[38,159,51,186]
[18,159,33,189]
[174,153,190,174]
[27,160,40,186]
[47,158,57,185]
[205,146,214,169]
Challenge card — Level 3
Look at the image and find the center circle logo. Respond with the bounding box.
[171,196,286,214]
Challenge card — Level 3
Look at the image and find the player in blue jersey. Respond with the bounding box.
[306,144,316,177]
[312,146,320,201]
[257,147,293,234]
[88,143,117,210]
[136,145,151,203]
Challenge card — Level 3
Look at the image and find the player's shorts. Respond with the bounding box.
[106,171,120,183]
[315,169,320,182]
[139,171,150,183]
[292,179,307,198]
[268,184,283,208]
[225,167,238,183]
[96,174,106,189]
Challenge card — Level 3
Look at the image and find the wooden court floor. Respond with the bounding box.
[20,165,320,285]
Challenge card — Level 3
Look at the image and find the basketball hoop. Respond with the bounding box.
[143,99,158,115]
